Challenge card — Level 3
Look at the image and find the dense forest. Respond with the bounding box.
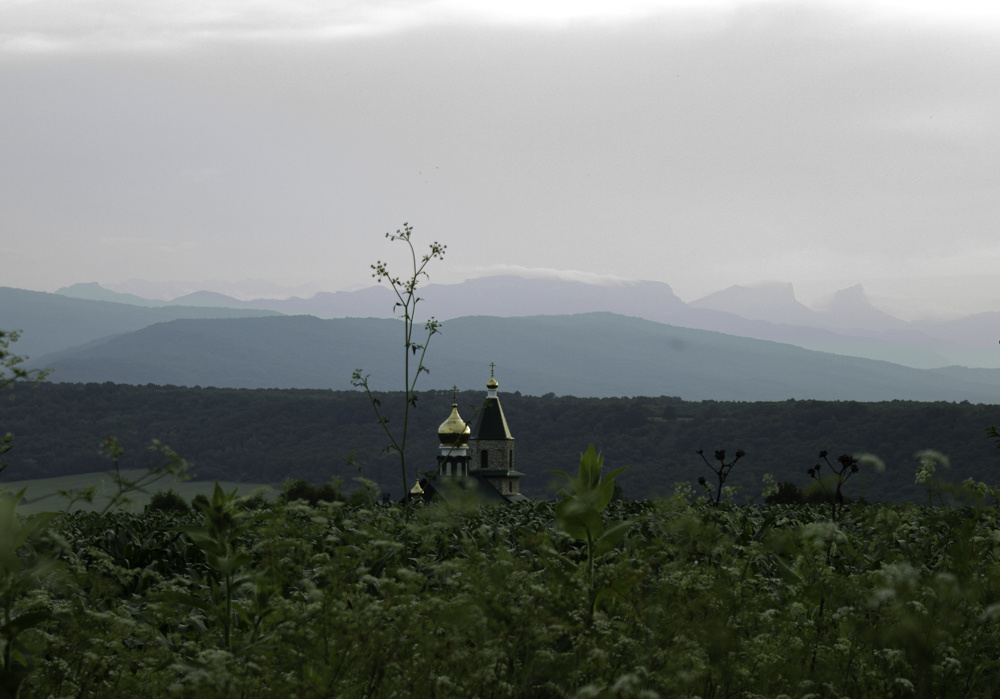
[2,382,999,504]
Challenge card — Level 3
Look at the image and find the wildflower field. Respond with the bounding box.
[5,486,1000,698]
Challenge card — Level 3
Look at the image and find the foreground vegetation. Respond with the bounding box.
[5,482,1000,697]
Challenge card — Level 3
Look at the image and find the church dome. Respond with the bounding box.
[438,397,471,447]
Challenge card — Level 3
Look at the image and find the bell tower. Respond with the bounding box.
[436,386,471,478]
[467,365,524,499]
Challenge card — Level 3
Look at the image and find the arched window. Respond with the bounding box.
[481,451,488,470]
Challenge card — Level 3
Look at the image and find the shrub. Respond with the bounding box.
[147,488,191,513]
[278,478,346,506]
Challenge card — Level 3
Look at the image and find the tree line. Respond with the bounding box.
[1,381,998,503]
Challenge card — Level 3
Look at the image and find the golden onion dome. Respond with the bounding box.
[438,402,471,446]
[487,376,498,389]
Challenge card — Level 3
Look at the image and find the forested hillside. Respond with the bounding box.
[2,382,998,503]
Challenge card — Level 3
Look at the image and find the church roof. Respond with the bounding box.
[471,397,512,441]
[437,387,471,446]
[470,370,513,441]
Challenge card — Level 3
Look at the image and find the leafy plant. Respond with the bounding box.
[171,483,264,652]
[0,331,49,395]
[0,489,60,698]
[550,445,632,613]
[914,449,955,506]
[10,496,1000,695]
[986,424,1000,450]
[696,448,746,506]
[352,223,446,502]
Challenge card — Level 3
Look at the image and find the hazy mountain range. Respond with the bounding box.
[1,278,998,401]
[54,277,1000,369]
[28,312,1000,401]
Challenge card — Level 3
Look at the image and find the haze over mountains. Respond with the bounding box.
[3,276,999,401]
[54,276,1000,369]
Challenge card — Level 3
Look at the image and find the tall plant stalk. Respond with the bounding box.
[807,451,860,522]
[697,448,745,506]
[352,223,446,503]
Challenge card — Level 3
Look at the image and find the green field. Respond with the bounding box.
[0,469,277,514]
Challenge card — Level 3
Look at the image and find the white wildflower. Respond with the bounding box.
[857,453,886,473]
[915,450,948,484]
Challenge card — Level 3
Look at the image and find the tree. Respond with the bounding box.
[278,478,345,506]
[352,223,446,503]
[1,330,51,475]
[0,330,48,393]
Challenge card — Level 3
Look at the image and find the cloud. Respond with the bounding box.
[457,264,637,287]
[4,0,1000,322]
[0,0,424,52]
[6,0,1000,54]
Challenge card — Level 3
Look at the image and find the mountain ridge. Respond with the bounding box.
[0,286,283,360]
[31,312,1000,402]
[49,276,996,369]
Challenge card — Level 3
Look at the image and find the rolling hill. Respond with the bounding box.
[0,286,283,360]
[32,312,1000,402]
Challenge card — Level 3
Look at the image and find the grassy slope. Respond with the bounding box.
[0,470,277,514]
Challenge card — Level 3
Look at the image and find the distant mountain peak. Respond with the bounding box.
[56,282,104,294]
[170,290,247,309]
[826,284,868,308]
[55,282,166,307]
[695,281,800,303]
[689,282,817,325]
[817,284,908,331]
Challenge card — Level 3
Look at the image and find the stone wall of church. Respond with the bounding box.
[470,440,514,472]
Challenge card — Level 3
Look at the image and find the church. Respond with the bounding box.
[413,367,527,503]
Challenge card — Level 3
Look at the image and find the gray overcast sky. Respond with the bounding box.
[2,0,999,318]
